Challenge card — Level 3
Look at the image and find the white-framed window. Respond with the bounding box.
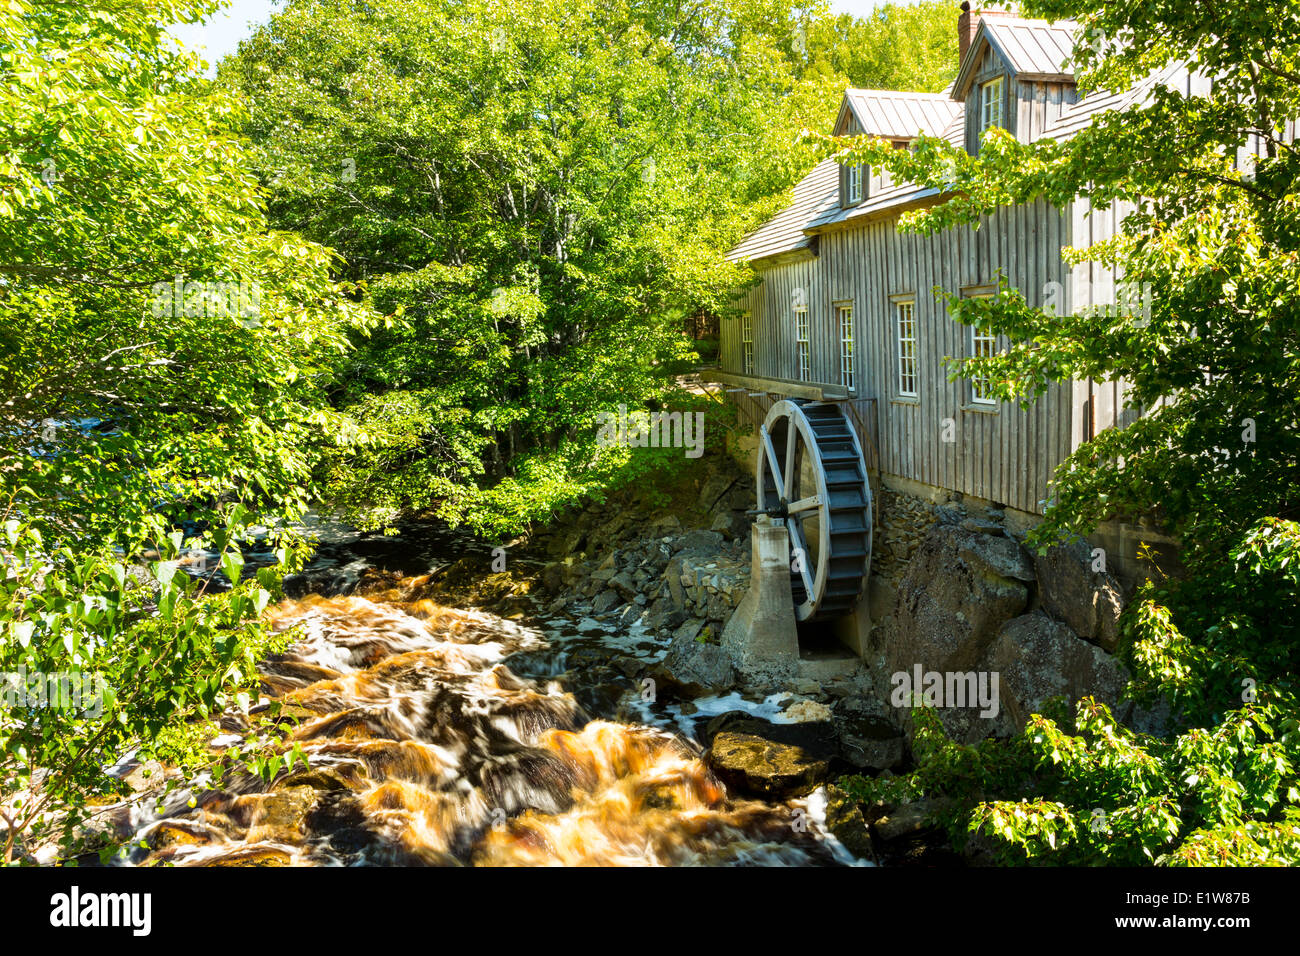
[741,313,754,375]
[836,303,855,393]
[794,307,810,381]
[845,164,863,205]
[895,299,917,397]
[969,324,998,404]
[980,76,1004,133]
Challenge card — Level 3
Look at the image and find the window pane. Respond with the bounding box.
[795,308,810,381]
[970,325,997,402]
[741,313,753,374]
[837,304,854,392]
[981,77,1003,131]
[896,300,917,397]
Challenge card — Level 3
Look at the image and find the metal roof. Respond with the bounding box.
[953,15,1078,98]
[1041,62,1189,141]
[724,16,1188,264]
[805,105,967,233]
[841,89,962,139]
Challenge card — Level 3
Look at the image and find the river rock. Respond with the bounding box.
[824,784,875,860]
[872,797,954,842]
[642,598,687,632]
[673,529,724,555]
[654,630,735,697]
[838,714,906,771]
[283,558,370,598]
[147,819,213,850]
[711,510,751,541]
[706,731,831,799]
[699,473,738,511]
[1033,540,1125,652]
[983,610,1129,734]
[672,618,704,643]
[609,570,639,601]
[959,516,1004,536]
[957,533,1034,584]
[245,786,318,844]
[204,847,295,867]
[664,556,690,610]
[701,712,839,799]
[591,589,622,615]
[648,514,683,537]
[539,561,567,593]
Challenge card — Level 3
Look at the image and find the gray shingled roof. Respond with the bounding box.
[1041,62,1189,141]
[805,105,966,233]
[725,158,839,263]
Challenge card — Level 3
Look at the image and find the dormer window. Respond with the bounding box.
[980,76,1004,132]
[845,163,863,205]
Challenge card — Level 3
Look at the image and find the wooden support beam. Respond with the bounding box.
[700,370,850,402]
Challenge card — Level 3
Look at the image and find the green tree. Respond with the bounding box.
[224,0,840,534]
[0,0,362,861]
[802,1,959,93]
[833,0,1300,864]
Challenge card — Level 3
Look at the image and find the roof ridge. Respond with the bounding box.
[846,87,960,100]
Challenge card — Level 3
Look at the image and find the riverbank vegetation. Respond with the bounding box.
[835,0,1300,864]
[2,0,1298,867]
[0,0,956,862]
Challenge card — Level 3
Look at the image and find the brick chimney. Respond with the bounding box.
[958,2,979,65]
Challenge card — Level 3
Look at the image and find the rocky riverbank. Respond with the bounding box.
[467,454,1172,865]
[56,449,1165,868]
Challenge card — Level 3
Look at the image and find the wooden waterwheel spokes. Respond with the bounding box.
[755,399,872,622]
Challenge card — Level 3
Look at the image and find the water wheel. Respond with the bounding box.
[754,399,872,622]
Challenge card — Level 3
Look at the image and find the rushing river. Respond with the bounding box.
[120,522,865,867]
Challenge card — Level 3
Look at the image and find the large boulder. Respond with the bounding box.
[673,529,724,555]
[872,525,1031,681]
[837,714,906,772]
[706,732,829,799]
[1033,541,1125,652]
[699,473,739,512]
[653,630,735,698]
[823,784,875,861]
[871,797,956,843]
[983,610,1130,734]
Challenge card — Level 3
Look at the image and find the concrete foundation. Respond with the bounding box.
[721,518,800,685]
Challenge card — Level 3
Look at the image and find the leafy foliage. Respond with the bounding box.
[834,0,1300,866]
[801,1,959,93]
[0,0,364,860]
[223,0,845,534]
[829,1,1300,558]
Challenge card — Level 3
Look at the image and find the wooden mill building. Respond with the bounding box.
[714,5,1172,523]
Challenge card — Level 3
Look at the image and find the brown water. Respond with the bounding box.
[127,568,858,867]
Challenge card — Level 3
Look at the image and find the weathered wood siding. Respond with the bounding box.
[722,198,1077,515]
[1066,196,1142,449]
[1016,78,1076,141]
[962,44,1077,152]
